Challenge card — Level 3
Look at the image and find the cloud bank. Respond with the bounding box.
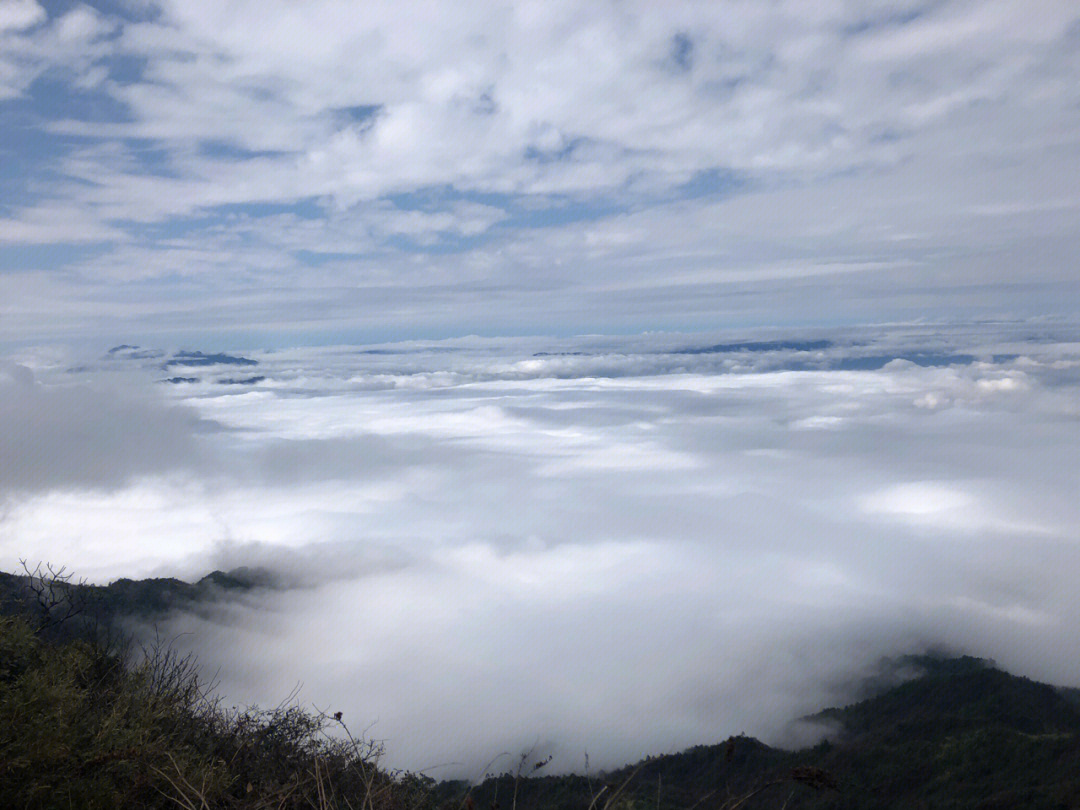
[0,360,211,498]
[2,325,1078,774]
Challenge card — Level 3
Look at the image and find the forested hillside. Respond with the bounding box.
[3,567,1079,809]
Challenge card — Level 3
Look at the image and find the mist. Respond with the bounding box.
[2,325,1078,775]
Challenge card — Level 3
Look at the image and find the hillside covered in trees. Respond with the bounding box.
[2,566,1079,809]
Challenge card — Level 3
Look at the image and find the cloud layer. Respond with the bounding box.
[2,325,1078,773]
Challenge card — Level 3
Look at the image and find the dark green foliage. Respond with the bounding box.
[4,565,1080,809]
[0,613,430,809]
[0,564,277,645]
[814,655,1080,740]
[430,736,810,810]
[789,658,1080,809]
[438,656,1080,810]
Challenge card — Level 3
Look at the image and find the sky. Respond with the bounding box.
[2,0,1079,344]
[2,0,1080,779]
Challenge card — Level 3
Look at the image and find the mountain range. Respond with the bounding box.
[2,566,1078,808]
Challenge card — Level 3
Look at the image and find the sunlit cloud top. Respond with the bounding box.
[2,0,1080,344]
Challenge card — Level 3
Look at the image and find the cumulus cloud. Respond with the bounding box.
[1,1,1078,340]
[0,1,113,100]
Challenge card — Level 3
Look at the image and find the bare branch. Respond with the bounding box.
[19,558,87,635]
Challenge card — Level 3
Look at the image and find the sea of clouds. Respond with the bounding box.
[2,322,1079,775]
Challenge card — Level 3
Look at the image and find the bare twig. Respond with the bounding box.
[19,558,87,634]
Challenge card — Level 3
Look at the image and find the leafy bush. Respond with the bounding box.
[0,613,429,809]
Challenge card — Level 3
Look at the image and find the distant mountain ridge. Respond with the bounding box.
[0,565,278,633]
[2,566,1079,807]
[441,653,1080,809]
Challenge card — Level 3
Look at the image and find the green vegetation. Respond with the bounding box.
[0,611,431,809]
[3,565,1080,808]
[0,563,276,636]
[438,656,1080,810]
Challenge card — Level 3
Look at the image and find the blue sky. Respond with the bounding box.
[2,0,1079,346]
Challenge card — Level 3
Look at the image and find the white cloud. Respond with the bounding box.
[0,0,45,34]
[0,1,1077,338]
[7,2,1077,205]
[0,2,115,99]
[861,481,976,518]
[3,327,1079,771]
[0,203,126,244]
[0,361,212,500]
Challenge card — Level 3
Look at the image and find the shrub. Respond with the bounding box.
[0,613,426,809]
